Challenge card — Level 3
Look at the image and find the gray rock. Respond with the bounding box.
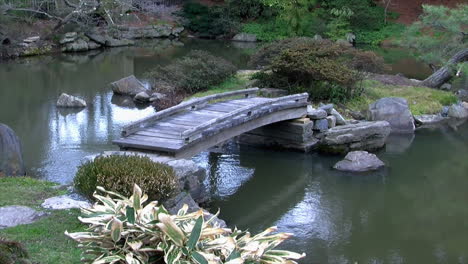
[56,93,87,108]
[448,103,468,119]
[313,119,329,132]
[105,38,134,47]
[23,36,40,43]
[41,195,91,210]
[320,121,391,154]
[110,75,147,96]
[331,109,346,125]
[346,33,356,45]
[456,90,468,101]
[59,32,78,44]
[327,115,337,128]
[149,92,167,102]
[232,33,257,42]
[171,27,185,36]
[134,91,151,102]
[313,34,323,41]
[163,192,226,228]
[308,109,327,120]
[116,25,173,39]
[259,88,288,98]
[440,83,452,90]
[62,39,89,52]
[87,40,101,50]
[0,206,45,229]
[441,106,450,117]
[319,103,334,115]
[414,114,446,126]
[0,124,25,177]
[367,97,415,133]
[333,151,384,172]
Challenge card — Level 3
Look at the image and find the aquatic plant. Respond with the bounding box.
[66,185,306,264]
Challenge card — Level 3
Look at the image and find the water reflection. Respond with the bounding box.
[204,123,468,264]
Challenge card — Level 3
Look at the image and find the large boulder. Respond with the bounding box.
[110,75,147,96]
[0,206,45,229]
[56,93,87,108]
[367,97,415,133]
[232,33,257,42]
[333,151,384,172]
[447,103,468,119]
[0,124,25,177]
[319,121,391,154]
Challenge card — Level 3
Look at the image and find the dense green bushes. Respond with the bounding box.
[145,50,237,95]
[74,155,177,202]
[251,38,386,102]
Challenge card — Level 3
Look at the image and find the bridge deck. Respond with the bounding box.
[113,88,309,157]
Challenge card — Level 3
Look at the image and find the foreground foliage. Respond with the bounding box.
[66,185,305,264]
[145,50,237,95]
[0,238,31,264]
[251,38,386,102]
[74,155,177,202]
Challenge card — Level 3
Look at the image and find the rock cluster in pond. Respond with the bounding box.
[239,104,391,154]
[0,124,25,177]
[333,151,385,172]
[0,206,46,229]
[447,103,468,119]
[56,93,87,108]
[367,97,415,133]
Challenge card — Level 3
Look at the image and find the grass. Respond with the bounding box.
[345,80,458,116]
[0,177,65,208]
[0,210,84,264]
[0,177,83,263]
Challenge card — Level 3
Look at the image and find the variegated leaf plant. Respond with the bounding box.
[66,185,305,264]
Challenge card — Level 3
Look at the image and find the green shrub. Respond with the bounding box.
[355,23,405,45]
[74,155,177,202]
[251,37,386,102]
[66,185,306,264]
[0,238,31,264]
[226,0,276,20]
[145,50,237,95]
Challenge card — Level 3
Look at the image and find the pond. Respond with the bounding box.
[0,39,467,263]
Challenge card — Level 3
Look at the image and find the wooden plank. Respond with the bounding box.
[122,88,259,136]
[113,138,183,152]
[182,93,309,140]
[125,134,184,145]
[156,121,194,129]
[135,131,182,140]
[146,126,186,134]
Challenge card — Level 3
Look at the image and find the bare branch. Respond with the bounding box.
[4,7,63,21]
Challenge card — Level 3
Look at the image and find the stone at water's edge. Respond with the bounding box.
[367,97,415,133]
[0,206,45,229]
[0,124,25,177]
[56,93,87,108]
[414,114,447,127]
[232,33,257,42]
[110,75,147,96]
[448,103,468,119]
[319,121,391,154]
[333,151,385,172]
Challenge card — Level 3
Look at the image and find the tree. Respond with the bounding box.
[261,0,317,35]
[402,4,467,88]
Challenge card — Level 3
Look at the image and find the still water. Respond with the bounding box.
[1,39,467,263]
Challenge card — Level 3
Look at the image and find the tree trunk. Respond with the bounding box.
[421,48,468,88]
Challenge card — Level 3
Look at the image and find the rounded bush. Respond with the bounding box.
[74,155,178,202]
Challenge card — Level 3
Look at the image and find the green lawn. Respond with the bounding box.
[0,177,83,264]
[345,80,458,116]
[188,74,251,99]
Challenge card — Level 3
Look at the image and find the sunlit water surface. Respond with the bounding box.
[1,39,467,263]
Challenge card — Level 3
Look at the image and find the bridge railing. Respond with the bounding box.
[122,88,259,136]
[182,93,309,143]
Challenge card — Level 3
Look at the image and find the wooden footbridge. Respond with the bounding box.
[113,88,309,158]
